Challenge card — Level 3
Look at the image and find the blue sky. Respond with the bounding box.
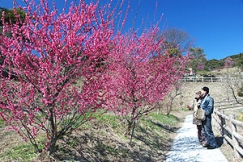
[1,0,243,60]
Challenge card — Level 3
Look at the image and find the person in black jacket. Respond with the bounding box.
[200,86,218,149]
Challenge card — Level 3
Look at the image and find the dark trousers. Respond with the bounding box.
[202,116,218,147]
[197,125,206,143]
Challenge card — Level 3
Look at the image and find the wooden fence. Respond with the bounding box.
[180,74,243,83]
[180,76,224,82]
[213,101,243,159]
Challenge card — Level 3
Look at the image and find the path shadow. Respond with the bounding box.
[215,136,224,147]
[150,121,179,133]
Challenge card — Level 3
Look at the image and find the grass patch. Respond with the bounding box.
[135,112,179,146]
[0,143,37,162]
[0,118,5,128]
[148,112,179,126]
[95,112,120,129]
[0,111,181,161]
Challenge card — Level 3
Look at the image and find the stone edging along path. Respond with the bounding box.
[165,115,228,162]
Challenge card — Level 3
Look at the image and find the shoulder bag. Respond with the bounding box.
[194,108,206,121]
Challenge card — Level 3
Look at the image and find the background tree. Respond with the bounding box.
[157,82,182,115]
[224,57,234,69]
[234,53,243,70]
[205,59,224,71]
[224,57,234,100]
[0,7,25,24]
[158,27,193,57]
[223,57,243,102]
[0,0,115,155]
[0,7,25,35]
[0,7,26,79]
[189,47,206,75]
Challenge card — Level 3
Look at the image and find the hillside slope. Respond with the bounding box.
[168,82,231,110]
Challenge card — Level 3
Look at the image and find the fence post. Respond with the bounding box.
[230,114,240,159]
[220,111,226,141]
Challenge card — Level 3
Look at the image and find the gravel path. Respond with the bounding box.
[165,115,228,162]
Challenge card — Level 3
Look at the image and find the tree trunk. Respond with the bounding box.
[129,121,136,144]
[125,121,132,136]
[47,108,58,155]
[48,137,58,155]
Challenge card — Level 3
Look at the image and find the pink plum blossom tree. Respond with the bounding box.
[104,28,188,142]
[0,0,114,154]
[224,57,234,69]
